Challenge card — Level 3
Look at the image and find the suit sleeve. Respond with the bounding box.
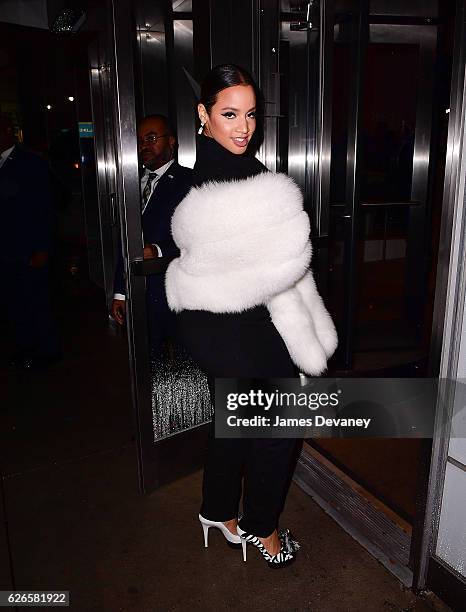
[156,176,190,260]
[156,237,180,261]
[30,159,52,254]
[113,244,126,297]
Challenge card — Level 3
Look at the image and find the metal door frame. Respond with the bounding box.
[414,0,466,602]
[341,0,368,369]
[88,40,120,308]
[310,0,369,368]
[92,0,210,493]
[108,0,157,493]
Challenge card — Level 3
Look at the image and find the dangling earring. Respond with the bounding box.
[198,122,205,135]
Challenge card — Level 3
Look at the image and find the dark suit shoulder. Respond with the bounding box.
[170,162,193,183]
[11,146,48,170]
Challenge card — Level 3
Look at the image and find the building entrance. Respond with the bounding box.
[86,0,464,602]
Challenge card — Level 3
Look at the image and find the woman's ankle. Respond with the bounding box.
[223,518,238,535]
[258,530,280,555]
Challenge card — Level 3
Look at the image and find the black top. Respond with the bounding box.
[192,134,267,187]
[176,136,295,378]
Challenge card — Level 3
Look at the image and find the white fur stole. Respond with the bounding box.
[165,172,337,375]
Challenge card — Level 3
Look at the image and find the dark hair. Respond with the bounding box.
[199,64,259,115]
[140,114,175,137]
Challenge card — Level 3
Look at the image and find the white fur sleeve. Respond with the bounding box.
[294,271,338,358]
[267,288,329,375]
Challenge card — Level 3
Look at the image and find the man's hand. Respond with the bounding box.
[143,244,159,259]
[111,299,126,325]
[29,251,49,268]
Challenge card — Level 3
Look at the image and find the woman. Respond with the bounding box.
[166,65,337,568]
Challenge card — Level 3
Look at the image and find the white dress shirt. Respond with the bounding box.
[141,158,174,214]
[114,158,175,301]
[0,145,15,170]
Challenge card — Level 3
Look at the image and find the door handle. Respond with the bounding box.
[130,258,170,276]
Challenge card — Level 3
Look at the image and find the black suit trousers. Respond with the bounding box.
[2,260,59,356]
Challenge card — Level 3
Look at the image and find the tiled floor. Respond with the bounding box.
[0,284,452,611]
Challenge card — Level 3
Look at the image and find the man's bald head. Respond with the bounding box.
[137,114,176,171]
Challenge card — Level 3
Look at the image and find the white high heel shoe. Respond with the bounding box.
[199,514,242,548]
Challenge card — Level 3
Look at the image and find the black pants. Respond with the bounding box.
[2,260,60,357]
[177,308,299,538]
[200,423,298,537]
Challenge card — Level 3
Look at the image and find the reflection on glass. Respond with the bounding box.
[355,35,420,355]
[173,20,196,168]
[355,204,412,353]
[360,42,418,203]
[327,10,430,365]
[330,19,352,204]
[279,5,321,229]
[328,210,347,335]
[173,0,192,11]
[151,345,212,440]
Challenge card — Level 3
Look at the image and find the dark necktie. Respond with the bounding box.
[142,172,159,209]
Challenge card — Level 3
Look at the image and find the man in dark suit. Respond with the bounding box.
[0,115,60,368]
[111,114,192,350]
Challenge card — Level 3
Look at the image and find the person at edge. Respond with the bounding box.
[0,114,61,369]
[165,65,337,568]
[111,115,192,351]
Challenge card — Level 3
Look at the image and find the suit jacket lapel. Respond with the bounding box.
[143,162,179,214]
[0,145,17,175]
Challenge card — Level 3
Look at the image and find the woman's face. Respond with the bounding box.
[198,84,256,155]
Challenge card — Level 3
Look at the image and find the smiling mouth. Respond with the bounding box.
[232,136,249,147]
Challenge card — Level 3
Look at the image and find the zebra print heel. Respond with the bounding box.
[237,526,300,569]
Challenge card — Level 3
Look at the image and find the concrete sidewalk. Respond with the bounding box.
[2,443,451,612]
[0,287,452,611]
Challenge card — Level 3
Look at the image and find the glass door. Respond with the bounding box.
[278,1,439,374]
[90,0,211,493]
[326,1,438,374]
